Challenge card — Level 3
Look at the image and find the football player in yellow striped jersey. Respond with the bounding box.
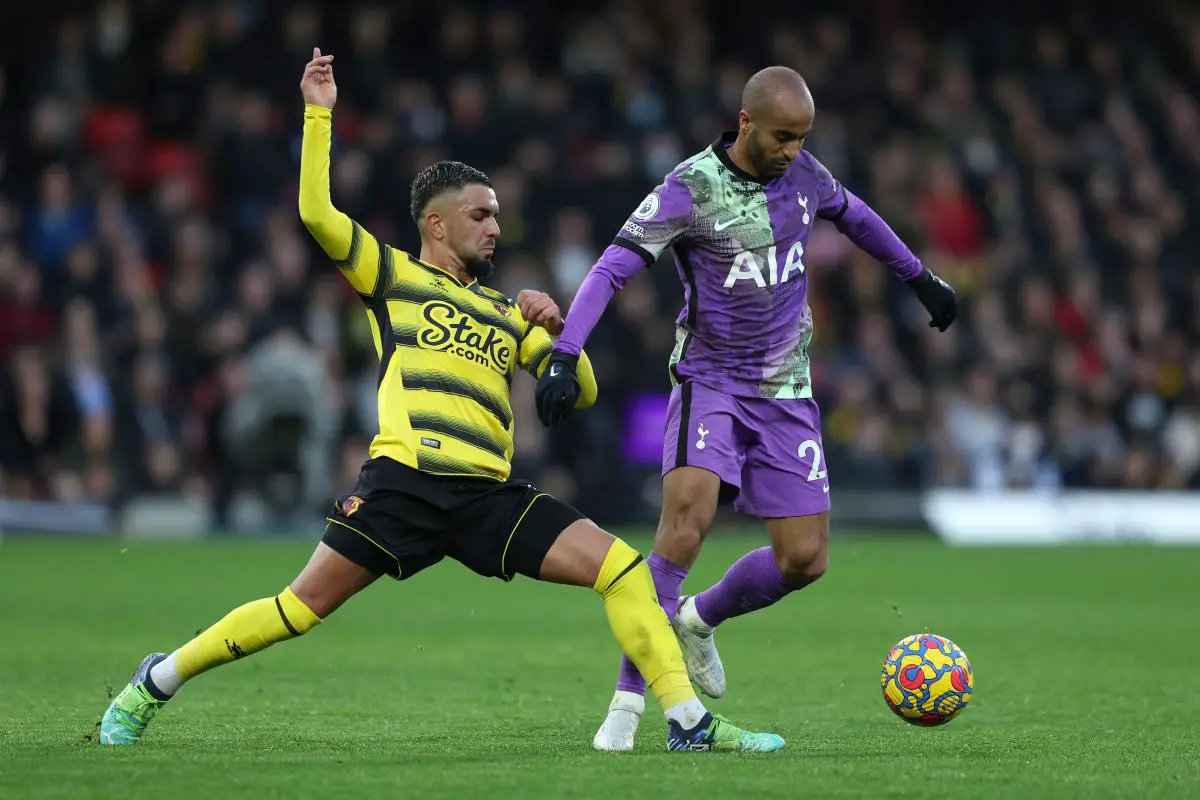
[95,48,785,754]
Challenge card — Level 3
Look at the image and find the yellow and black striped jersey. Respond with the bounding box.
[299,104,596,480]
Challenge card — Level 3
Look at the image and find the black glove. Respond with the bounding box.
[908,268,957,331]
[535,351,580,426]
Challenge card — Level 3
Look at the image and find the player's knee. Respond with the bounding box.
[774,538,828,586]
[656,485,716,564]
[288,579,341,621]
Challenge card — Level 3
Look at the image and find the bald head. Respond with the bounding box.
[741,66,813,120]
[733,67,815,180]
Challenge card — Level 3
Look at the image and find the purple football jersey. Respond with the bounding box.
[555,132,923,398]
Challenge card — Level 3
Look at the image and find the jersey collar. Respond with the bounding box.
[408,253,478,289]
[710,131,766,185]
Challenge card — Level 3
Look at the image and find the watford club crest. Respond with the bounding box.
[342,496,364,517]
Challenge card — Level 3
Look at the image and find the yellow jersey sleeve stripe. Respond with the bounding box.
[519,325,557,376]
[575,350,598,408]
[523,340,555,377]
[370,246,399,386]
[337,222,368,287]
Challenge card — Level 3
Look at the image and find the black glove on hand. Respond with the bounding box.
[908,268,957,331]
[535,352,580,426]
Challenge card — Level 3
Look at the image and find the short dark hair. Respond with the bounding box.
[409,160,492,227]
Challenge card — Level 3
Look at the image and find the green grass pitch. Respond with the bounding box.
[1,532,1198,798]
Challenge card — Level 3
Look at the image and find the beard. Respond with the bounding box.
[465,257,495,279]
[746,134,786,179]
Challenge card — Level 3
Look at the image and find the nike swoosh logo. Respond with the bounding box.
[822,483,829,493]
[713,218,735,231]
[549,365,561,377]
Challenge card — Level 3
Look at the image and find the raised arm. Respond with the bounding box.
[297,48,382,298]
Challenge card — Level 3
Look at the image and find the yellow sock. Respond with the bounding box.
[173,587,321,681]
[594,538,696,710]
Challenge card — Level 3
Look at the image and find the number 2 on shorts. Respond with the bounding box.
[797,439,827,481]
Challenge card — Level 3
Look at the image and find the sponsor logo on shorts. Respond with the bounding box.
[342,496,364,517]
[696,422,710,450]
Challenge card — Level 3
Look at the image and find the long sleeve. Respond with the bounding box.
[555,173,694,357]
[811,155,923,283]
[553,244,647,357]
[298,104,382,297]
[831,189,924,282]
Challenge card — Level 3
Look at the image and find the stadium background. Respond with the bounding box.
[1,0,1198,540]
[3,3,1199,797]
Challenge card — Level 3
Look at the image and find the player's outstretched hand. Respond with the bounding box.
[300,47,337,109]
[908,268,957,331]
[517,290,564,335]
[535,351,580,426]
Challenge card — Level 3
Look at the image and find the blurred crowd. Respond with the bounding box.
[1,0,1199,527]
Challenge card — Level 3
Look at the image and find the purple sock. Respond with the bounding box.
[693,547,802,627]
[614,551,688,695]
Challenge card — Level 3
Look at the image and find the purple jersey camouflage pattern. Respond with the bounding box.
[556,132,924,398]
[621,133,839,398]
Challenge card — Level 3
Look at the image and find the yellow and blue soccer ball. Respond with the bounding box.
[880,633,973,726]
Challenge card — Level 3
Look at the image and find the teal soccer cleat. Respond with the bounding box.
[666,712,785,753]
[99,653,170,745]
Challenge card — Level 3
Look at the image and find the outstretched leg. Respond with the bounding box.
[99,543,379,744]
[538,518,783,754]
[596,466,721,751]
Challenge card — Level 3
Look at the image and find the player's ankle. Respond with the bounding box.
[147,653,183,697]
[664,697,708,731]
[610,689,645,714]
[679,596,714,635]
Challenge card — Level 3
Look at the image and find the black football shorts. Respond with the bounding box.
[321,456,584,581]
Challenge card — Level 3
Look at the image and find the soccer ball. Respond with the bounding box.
[880,633,973,726]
